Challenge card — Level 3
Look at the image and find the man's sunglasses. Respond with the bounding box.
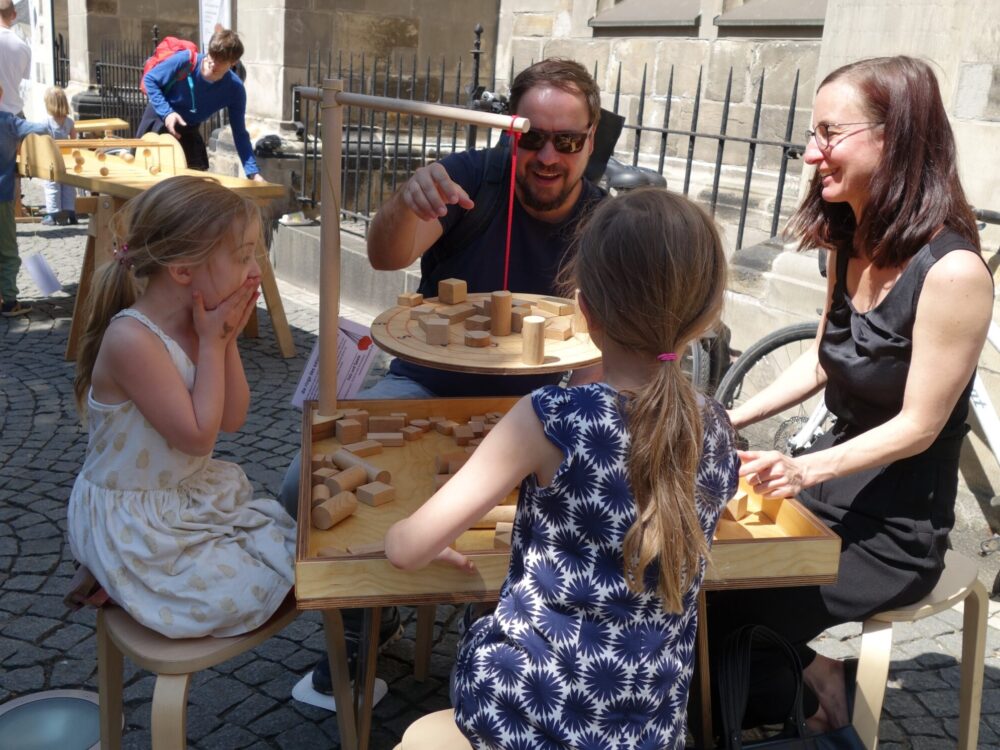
[518,128,591,154]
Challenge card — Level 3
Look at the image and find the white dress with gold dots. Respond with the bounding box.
[67,309,295,638]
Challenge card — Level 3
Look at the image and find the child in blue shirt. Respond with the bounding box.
[41,86,77,226]
[135,28,261,181]
[0,83,50,316]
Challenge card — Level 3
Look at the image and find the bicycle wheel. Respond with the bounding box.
[682,339,710,393]
[716,322,832,453]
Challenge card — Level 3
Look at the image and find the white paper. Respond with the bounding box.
[23,253,61,295]
[199,0,232,49]
[291,317,380,408]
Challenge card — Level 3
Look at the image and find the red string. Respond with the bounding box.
[502,128,520,291]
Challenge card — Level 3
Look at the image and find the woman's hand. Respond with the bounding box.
[738,449,810,498]
[434,546,476,573]
[193,277,260,346]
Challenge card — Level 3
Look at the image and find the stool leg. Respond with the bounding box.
[96,610,123,750]
[414,605,435,682]
[150,673,191,750]
[958,581,988,750]
[854,619,893,750]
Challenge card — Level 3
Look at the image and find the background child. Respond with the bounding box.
[68,175,295,638]
[385,188,740,748]
[0,82,49,316]
[41,85,77,225]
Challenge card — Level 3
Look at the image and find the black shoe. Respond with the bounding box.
[1,300,31,317]
[311,606,402,695]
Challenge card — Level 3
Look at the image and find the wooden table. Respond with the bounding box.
[17,133,296,359]
[74,118,130,138]
[295,397,841,750]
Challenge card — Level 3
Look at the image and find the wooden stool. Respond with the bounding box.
[853,550,988,749]
[393,709,472,750]
[96,596,298,749]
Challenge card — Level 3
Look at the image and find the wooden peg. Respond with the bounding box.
[120,152,135,164]
[331,448,391,483]
[311,491,358,530]
[311,483,331,508]
[99,167,109,176]
[490,290,512,336]
[522,315,545,365]
[438,278,467,304]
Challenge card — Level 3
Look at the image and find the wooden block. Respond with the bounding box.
[544,317,573,341]
[324,464,368,494]
[312,466,338,485]
[316,546,350,557]
[464,330,491,348]
[433,473,451,490]
[311,483,331,507]
[528,307,556,320]
[397,292,424,307]
[331,449,391,483]
[312,414,341,440]
[409,303,437,320]
[428,416,445,426]
[494,521,514,548]
[471,504,517,529]
[538,296,574,316]
[425,317,450,346]
[436,302,476,325]
[335,418,364,445]
[435,420,458,436]
[469,437,484,446]
[435,450,468,474]
[311,491,358,530]
[311,454,333,472]
[474,299,491,316]
[409,418,430,431]
[390,412,409,425]
[490,290,512,336]
[469,421,485,436]
[511,307,529,333]
[347,540,385,556]
[438,277,467,304]
[400,425,423,441]
[453,424,475,446]
[464,315,491,331]
[418,314,445,333]
[357,481,395,507]
[368,431,405,447]
[369,415,406,432]
[572,292,589,334]
[343,409,370,433]
[522,315,546,365]
[343,439,382,457]
[722,491,749,522]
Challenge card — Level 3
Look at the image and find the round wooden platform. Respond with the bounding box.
[370,293,601,375]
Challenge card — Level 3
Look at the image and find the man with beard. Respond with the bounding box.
[280,59,605,701]
[365,57,605,398]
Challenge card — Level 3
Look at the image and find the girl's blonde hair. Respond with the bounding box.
[74,175,262,411]
[561,188,727,613]
[44,86,70,118]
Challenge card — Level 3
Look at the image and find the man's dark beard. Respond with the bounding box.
[516,171,579,213]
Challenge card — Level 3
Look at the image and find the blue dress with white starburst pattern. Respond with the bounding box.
[452,383,739,750]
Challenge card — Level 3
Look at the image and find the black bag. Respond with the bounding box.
[719,624,865,749]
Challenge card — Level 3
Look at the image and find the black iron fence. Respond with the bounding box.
[292,29,808,250]
[54,33,69,88]
[95,26,226,143]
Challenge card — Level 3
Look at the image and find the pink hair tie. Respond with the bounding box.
[657,352,678,362]
[113,242,132,269]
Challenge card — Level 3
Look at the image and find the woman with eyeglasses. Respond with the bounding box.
[708,56,992,734]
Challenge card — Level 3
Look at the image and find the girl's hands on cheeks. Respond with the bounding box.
[192,277,260,346]
[737,449,808,498]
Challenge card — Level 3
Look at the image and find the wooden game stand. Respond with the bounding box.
[17,133,296,360]
[292,80,840,750]
[74,117,130,138]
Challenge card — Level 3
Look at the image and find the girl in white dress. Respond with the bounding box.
[68,175,295,638]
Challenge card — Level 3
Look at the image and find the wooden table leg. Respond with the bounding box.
[322,609,359,750]
[355,607,381,750]
[65,233,95,361]
[696,590,714,749]
[414,605,435,682]
[257,248,296,358]
[66,194,120,361]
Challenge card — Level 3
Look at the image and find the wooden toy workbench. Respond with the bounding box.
[17,133,295,360]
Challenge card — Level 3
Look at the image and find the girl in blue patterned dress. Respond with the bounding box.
[68,176,295,638]
[386,188,740,749]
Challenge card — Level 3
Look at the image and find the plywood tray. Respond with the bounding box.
[294,400,840,609]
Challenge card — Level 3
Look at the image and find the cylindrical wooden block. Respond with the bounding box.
[491,290,512,336]
[311,483,331,508]
[311,491,358,530]
[522,316,545,365]
[471,504,517,529]
[464,330,490,348]
[330,448,391,483]
[325,464,368,494]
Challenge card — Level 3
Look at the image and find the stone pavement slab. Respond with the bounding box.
[1,192,999,748]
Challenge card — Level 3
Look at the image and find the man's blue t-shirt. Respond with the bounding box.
[389,148,605,397]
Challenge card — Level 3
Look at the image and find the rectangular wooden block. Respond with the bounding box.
[453,424,475,446]
[409,303,438,320]
[390,412,409,425]
[356,481,396,507]
[465,315,491,331]
[409,418,431,432]
[425,317,450,345]
[494,521,514,548]
[397,292,424,307]
[435,420,458,435]
[344,409,369,433]
[433,473,451,490]
[342,439,382,457]
[528,307,556,320]
[469,421,485,436]
[438,277,467,304]
[435,450,468,474]
[400,425,424,441]
[538,297,574,315]
[511,308,529,333]
[722,491,749,522]
[436,303,476,325]
[474,299,491,316]
[311,454,333,472]
[368,431,405,447]
[369,415,406,432]
[335,418,364,445]
[312,466,338,485]
[544,317,573,340]
[346,540,385,555]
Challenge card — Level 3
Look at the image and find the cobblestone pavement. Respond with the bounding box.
[2,198,1000,748]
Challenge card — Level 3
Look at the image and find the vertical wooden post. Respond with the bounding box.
[319,79,345,416]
